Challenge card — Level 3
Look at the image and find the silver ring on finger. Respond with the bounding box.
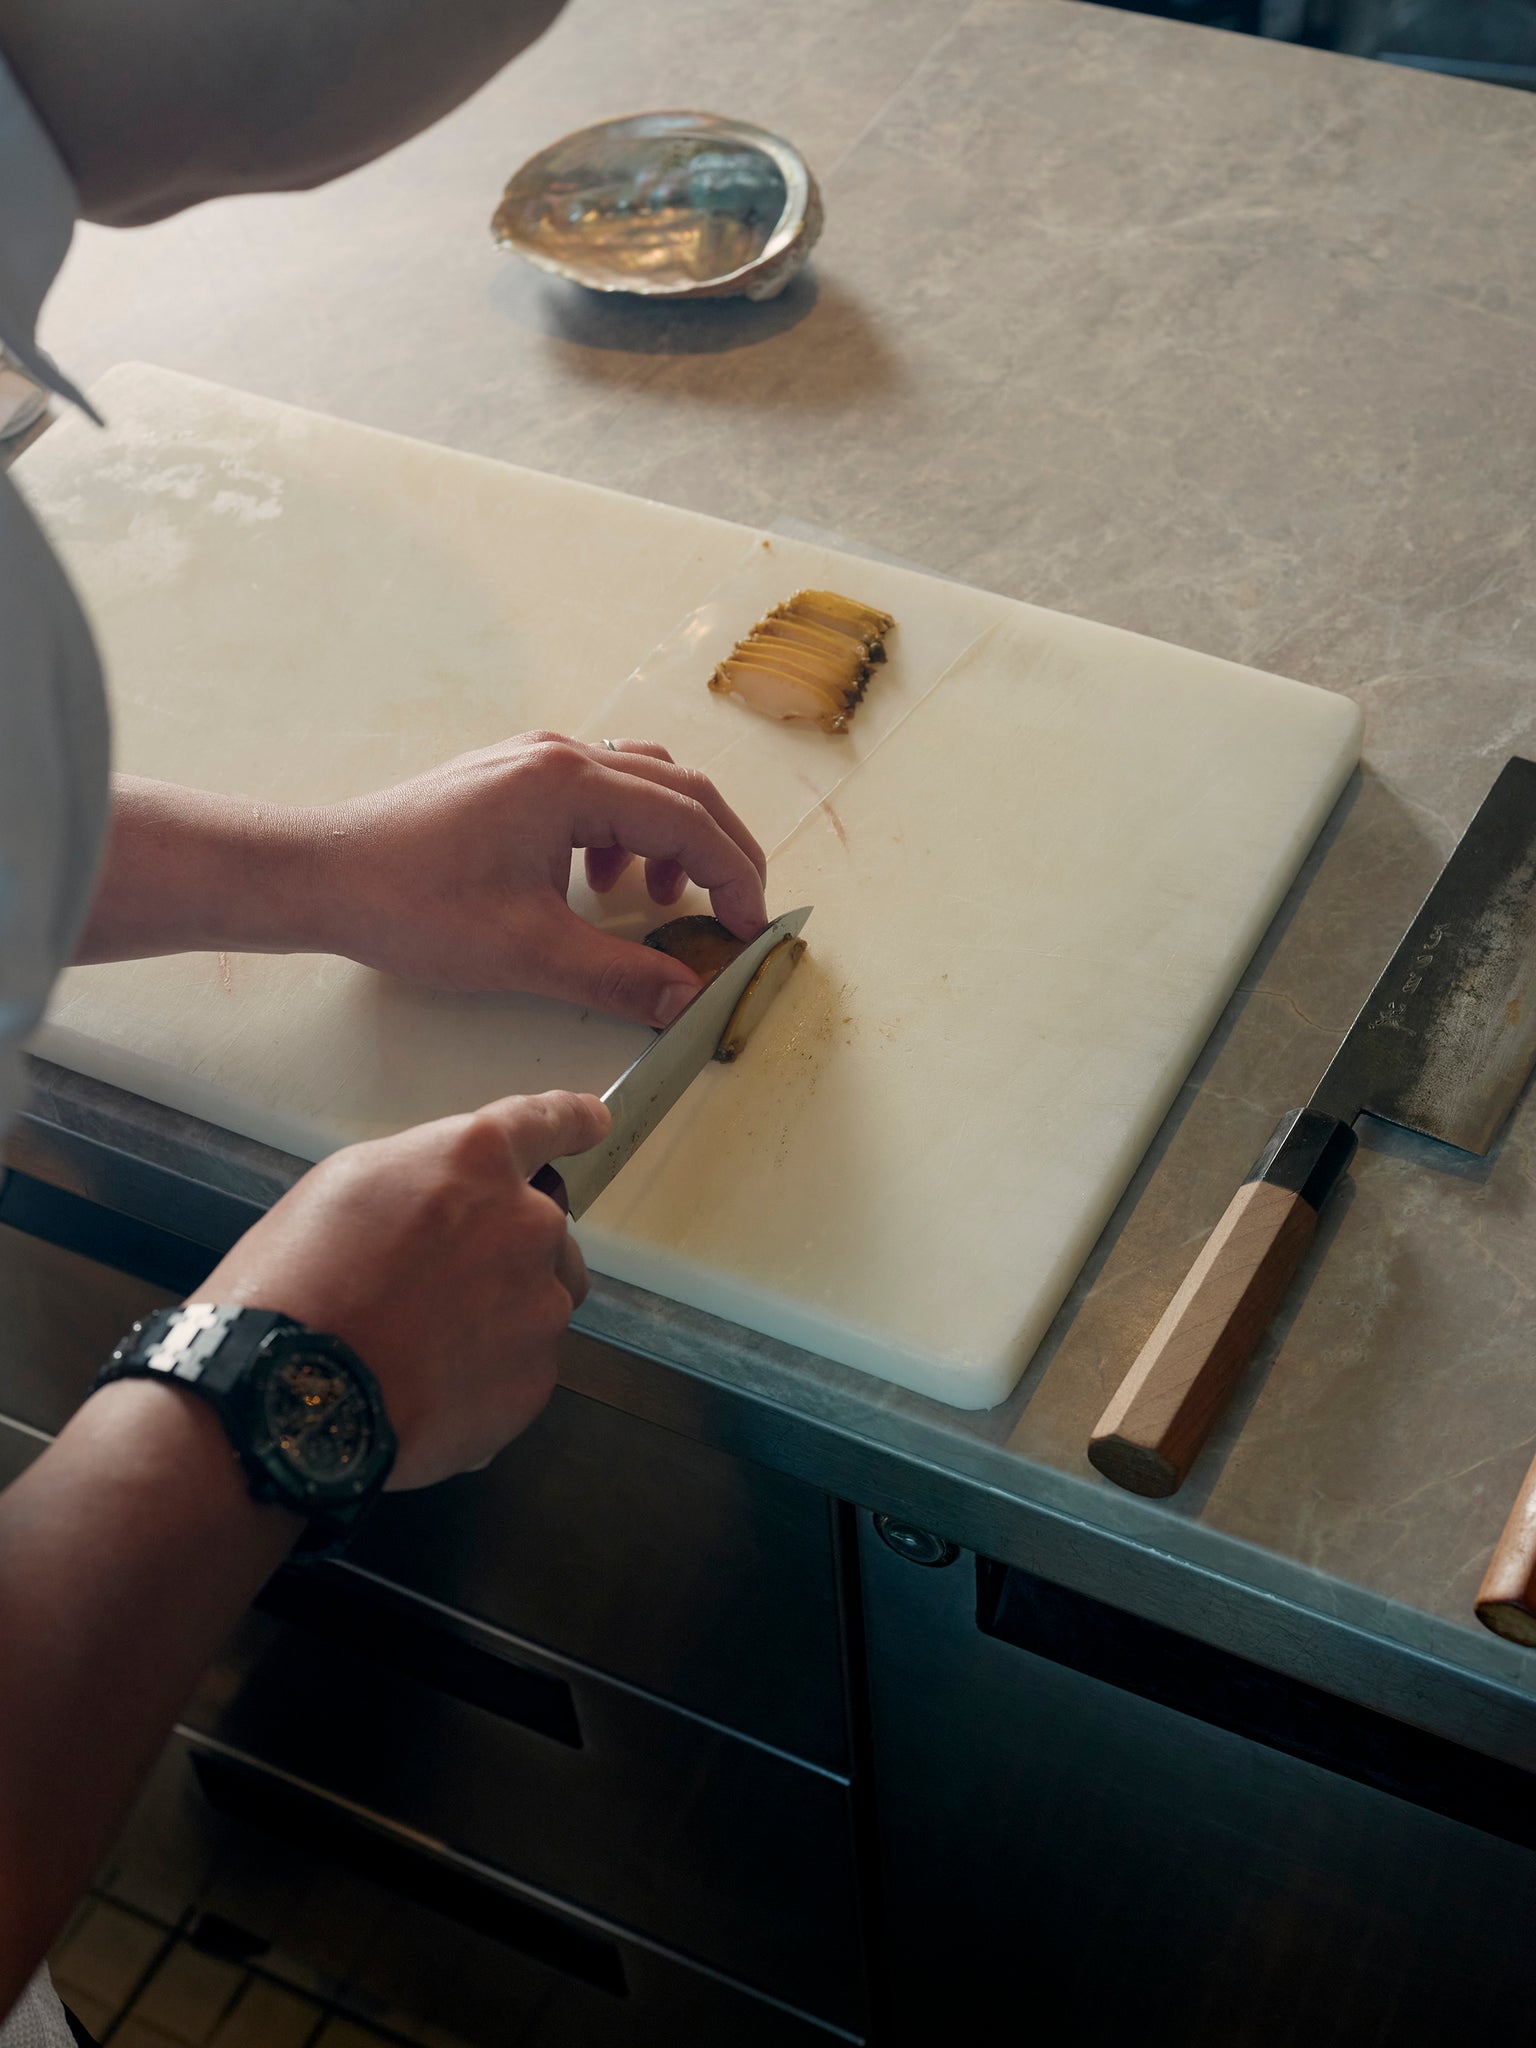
[599,737,619,752]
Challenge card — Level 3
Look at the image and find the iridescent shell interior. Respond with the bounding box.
[493,112,822,302]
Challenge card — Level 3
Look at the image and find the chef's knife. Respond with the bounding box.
[531,905,812,1219]
[1090,756,1536,1500]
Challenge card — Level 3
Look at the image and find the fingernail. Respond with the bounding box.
[653,981,694,1028]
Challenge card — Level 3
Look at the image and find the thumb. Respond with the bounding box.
[478,1089,612,1181]
[530,903,700,1029]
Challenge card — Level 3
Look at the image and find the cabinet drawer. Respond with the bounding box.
[345,1361,848,1769]
[103,1732,859,2046]
[861,1523,1536,2046]
[186,1575,864,2029]
[0,1233,848,1771]
[0,1221,172,1430]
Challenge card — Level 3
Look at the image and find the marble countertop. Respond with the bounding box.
[24,0,1536,1744]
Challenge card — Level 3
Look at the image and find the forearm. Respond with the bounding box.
[75,777,334,963]
[0,1379,300,2007]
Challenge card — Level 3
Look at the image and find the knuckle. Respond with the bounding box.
[306,1145,373,1205]
[450,1110,510,1176]
[525,734,585,783]
[592,953,645,1014]
[303,1149,350,1194]
[669,792,712,839]
[671,767,714,806]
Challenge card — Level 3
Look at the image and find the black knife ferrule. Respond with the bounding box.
[1243,1107,1356,1212]
[528,1162,571,1215]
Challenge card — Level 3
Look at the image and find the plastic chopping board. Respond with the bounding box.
[18,366,1361,1407]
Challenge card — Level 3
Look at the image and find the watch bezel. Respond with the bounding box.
[97,1306,397,1557]
[238,1329,397,1513]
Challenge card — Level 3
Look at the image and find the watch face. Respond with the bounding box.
[262,1350,377,1489]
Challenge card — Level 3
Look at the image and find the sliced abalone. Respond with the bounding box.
[708,589,896,733]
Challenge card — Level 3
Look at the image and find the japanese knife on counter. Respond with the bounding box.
[530,905,812,1219]
[1089,756,1536,1502]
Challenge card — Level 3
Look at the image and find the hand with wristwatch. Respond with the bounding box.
[97,1306,395,1558]
[0,0,787,2017]
[72,733,769,1547]
[93,1086,610,1554]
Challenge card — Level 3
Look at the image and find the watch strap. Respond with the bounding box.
[97,1305,391,1560]
[99,1304,298,1399]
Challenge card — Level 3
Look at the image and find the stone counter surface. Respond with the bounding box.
[21,3,1536,1731]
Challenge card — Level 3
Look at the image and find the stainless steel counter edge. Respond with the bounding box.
[15,1053,1536,1774]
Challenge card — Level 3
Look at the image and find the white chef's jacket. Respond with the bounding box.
[0,55,108,1139]
[0,49,111,2048]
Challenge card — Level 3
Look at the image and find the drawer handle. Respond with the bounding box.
[189,1740,627,1996]
[257,1567,582,1748]
[976,1559,1536,1855]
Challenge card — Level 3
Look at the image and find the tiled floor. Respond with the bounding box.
[49,1893,434,2048]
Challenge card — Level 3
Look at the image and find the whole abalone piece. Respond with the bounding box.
[492,112,822,302]
[644,914,807,1059]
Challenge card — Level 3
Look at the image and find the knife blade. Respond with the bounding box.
[531,905,813,1220]
[1090,756,1536,1500]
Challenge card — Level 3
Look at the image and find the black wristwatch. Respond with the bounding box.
[96,1305,397,1556]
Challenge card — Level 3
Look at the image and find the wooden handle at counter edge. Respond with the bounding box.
[1475,1451,1536,1647]
[1087,1178,1319,1499]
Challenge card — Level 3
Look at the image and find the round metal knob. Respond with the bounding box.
[874,1515,959,1568]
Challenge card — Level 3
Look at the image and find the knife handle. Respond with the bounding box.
[1088,1109,1356,1499]
[1475,1455,1536,1647]
[528,1163,570,1214]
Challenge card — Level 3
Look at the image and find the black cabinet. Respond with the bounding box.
[185,1593,863,2028]
[26,1217,1536,2048]
[0,1298,871,2043]
[346,1366,850,1771]
[858,1515,1536,2047]
[105,1734,854,2047]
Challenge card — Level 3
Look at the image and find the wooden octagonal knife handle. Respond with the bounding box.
[1088,1182,1316,1498]
[1088,1109,1356,1499]
[1475,1455,1536,1646]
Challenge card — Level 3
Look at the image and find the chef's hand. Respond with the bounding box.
[315,734,768,1027]
[77,737,768,1032]
[197,1089,608,1489]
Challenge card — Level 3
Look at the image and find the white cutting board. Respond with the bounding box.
[19,365,1361,1408]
